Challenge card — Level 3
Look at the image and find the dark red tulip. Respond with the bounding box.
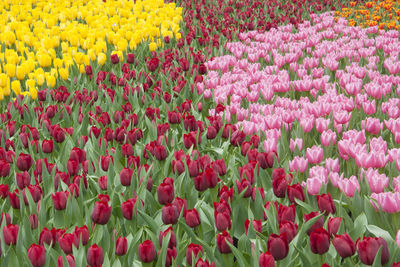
[100,156,111,171]
[73,225,89,246]
[42,139,54,153]
[277,204,296,224]
[317,193,336,215]
[186,243,203,266]
[115,236,128,256]
[188,159,199,177]
[3,224,18,245]
[159,227,177,248]
[70,147,86,163]
[198,64,207,75]
[259,251,275,267]
[27,244,46,267]
[121,198,138,220]
[214,210,231,232]
[120,168,133,186]
[236,179,252,198]
[184,208,201,228]
[333,233,355,258]
[216,231,233,254]
[111,54,119,64]
[165,247,177,267]
[279,220,298,242]
[98,175,107,190]
[157,179,174,205]
[39,227,54,247]
[154,145,167,160]
[0,159,10,177]
[287,183,305,203]
[59,233,74,254]
[16,171,31,189]
[91,200,111,225]
[357,237,389,265]
[67,159,80,176]
[8,190,20,209]
[16,153,33,171]
[138,240,156,263]
[179,58,190,71]
[310,228,330,255]
[147,57,160,72]
[328,217,342,237]
[162,204,179,225]
[29,214,38,229]
[244,219,262,235]
[257,152,275,169]
[304,212,324,235]
[85,65,93,76]
[268,233,289,260]
[272,176,287,198]
[57,254,75,267]
[127,53,135,64]
[87,244,104,267]
[52,191,68,210]
[0,184,9,198]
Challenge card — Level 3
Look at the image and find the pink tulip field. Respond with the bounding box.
[1,0,400,266]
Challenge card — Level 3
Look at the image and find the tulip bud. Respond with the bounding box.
[16,171,31,189]
[138,240,156,263]
[87,244,104,267]
[0,159,10,177]
[214,210,231,232]
[332,233,355,258]
[259,251,276,267]
[29,214,38,229]
[52,191,68,210]
[244,219,262,235]
[287,183,305,203]
[27,244,46,267]
[356,237,389,265]
[310,228,330,255]
[279,220,298,242]
[186,243,203,266]
[161,204,179,225]
[267,233,289,260]
[73,225,89,247]
[272,176,287,198]
[98,176,107,190]
[159,227,177,248]
[157,179,175,205]
[91,200,111,225]
[115,236,128,256]
[328,217,342,237]
[16,152,33,171]
[58,233,74,254]
[3,224,19,245]
[111,54,119,64]
[120,168,133,186]
[304,212,324,235]
[216,231,233,254]
[317,193,336,215]
[184,208,201,228]
[41,139,54,153]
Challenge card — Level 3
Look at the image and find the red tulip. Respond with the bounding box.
[279,220,298,242]
[244,219,262,235]
[184,208,201,228]
[138,240,156,263]
[357,237,389,265]
[287,183,305,203]
[161,204,179,225]
[67,159,80,176]
[111,54,119,64]
[216,231,233,254]
[121,198,138,220]
[304,211,324,235]
[259,251,275,267]
[42,139,54,153]
[186,243,203,266]
[27,244,46,267]
[277,204,296,224]
[100,156,110,171]
[157,179,175,205]
[332,233,355,258]
[159,227,177,248]
[87,244,104,267]
[58,233,74,254]
[272,176,287,198]
[16,171,31,189]
[214,210,231,232]
[115,236,128,256]
[0,159,10,177]
[147,57,160,72]
[91,200,111,225]
[57,255,75,267]
[120,168,133,186]
[29,214,38,229]
[328,217,342,237]
[73,225,89,247]
[52,191,68,210]
[127,53,135,64]
[98,175,107,190]
[268,233,289,260]
[3,224,18,245]
[310,228,330,255]
[317,193,336,215]
[16,152,33,171]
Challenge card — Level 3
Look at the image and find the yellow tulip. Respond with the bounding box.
[0,89,4,101]
[59,68,69,80]
[16,65,26,80]
[29,86,37,100]
[5,64,16,78]
[36,73,45,86]
[46,75,56,88]
[11,80,21,95]
[0,73,8,87]
[149,42,157,52]
[98,52,106,66]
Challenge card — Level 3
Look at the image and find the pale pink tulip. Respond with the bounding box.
[306,145,324,164]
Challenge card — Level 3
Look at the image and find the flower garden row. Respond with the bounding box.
[1,0,400,266]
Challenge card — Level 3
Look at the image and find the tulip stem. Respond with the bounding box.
[222,254,233,266]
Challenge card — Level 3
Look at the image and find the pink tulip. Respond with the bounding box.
[306,146,323,164]
[338,176,360,198]
[289,138,303,152]
[325,158,339,173]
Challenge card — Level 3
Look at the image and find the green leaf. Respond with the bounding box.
[371,246,383,267]
[137,209,159,234]
[295,198,314,213]
[366,225,394,243]
[350,213,367,240]
[226,241,249,267]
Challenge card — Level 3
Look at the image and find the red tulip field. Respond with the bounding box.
[1,0,400,266]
